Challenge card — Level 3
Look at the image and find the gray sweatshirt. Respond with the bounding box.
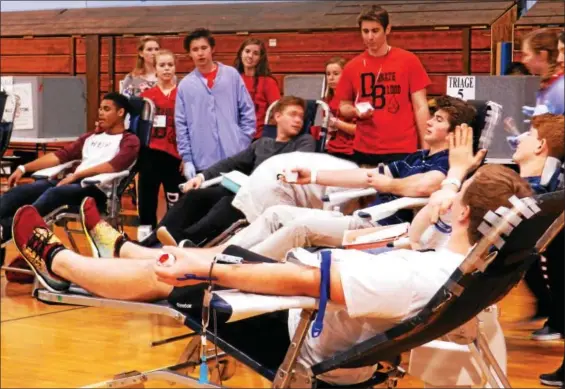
[202,134,316,180]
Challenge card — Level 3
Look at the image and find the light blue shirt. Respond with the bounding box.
[175,62,256,171]
[535,74,564,115]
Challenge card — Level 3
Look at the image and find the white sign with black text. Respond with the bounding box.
[446,76,476,101]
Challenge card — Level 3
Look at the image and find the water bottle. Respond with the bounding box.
[419,213,452,250]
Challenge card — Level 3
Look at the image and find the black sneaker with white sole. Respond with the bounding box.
[532,325,564,341]
[540,365,564,387]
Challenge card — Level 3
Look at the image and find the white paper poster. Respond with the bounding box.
[1,76,13,91]
[4,83,34,130]
[446,76,476,101]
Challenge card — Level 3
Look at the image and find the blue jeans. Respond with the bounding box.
[0,179,106,241]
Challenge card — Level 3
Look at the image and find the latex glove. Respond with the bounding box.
[183,161,196,180]
[521,105,535,118]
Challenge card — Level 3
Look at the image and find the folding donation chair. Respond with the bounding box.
[34,190,564,388]
[175,97,332,248]
[31,96,154,252]
[0,91,19,179]
[321,99,502,218]
[0,96,154,268]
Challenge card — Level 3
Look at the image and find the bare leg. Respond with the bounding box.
[51,249,173,301]
[118,241,165,260]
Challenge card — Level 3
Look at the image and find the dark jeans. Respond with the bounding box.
[544,231,564,333]
[140,185,245,247]
[0,179,106,241]
[137,148,184,229]
[351,151,411,167]
[524,257,552,316]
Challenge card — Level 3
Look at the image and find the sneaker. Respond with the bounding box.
[12,205,70,293]
[179,238,197,248]
[531,325,564,341]
[80,197,122,258]
[540,366,564,387]
[156,226,177,246]
[4,256,35,284]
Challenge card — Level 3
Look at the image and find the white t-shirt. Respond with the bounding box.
[75,132,124,173]
[231,152,359,222]
[287,247,465,385]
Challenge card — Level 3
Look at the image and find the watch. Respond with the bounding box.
[441,177,462,191]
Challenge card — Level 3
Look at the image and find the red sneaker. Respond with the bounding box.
[12,205,70,292]
[80,197,122,258]
[4,256,35,284]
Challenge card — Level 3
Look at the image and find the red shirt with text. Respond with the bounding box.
[335,48,430,155]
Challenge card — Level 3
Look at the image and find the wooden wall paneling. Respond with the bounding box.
[515,0,565,26]
[0,1,515,36]
[85,35,101,132]
[462,27,472,74]
[0,55,72,74]
[80,51,491,75]
[490,4,518,74]
[93,29,492,55]
[107,37,115,93]
[69,36,77,76]
[0,37,72,55]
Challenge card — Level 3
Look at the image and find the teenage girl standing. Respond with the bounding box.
[323,57,356,161]
[138,50,184,229]
[121,36,160,98]
[234,38,281,139]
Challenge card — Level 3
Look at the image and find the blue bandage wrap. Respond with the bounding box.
[312,250,331,338]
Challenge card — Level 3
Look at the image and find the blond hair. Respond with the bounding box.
[131,35,160,76]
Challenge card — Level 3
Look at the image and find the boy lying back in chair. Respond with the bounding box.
[139,95,316,248]
[410,112,565,250]
[13,163,531,385]
[0,92,140,244]
[215,95,477,261]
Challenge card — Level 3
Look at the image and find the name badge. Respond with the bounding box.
[153,115,166,128]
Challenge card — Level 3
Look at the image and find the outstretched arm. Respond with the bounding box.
[368,170,446,197]
[154,246,347,305]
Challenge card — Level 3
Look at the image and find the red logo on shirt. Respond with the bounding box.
[360,72,401,113]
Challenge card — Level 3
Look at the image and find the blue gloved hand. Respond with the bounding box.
[183,161,196,180]
[506,136,520,152]
[521,105,535,118]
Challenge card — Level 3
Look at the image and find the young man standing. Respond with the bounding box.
[12,164,533,386]
[0,92,140,244]
[335,5,431,166]
[175,28,256,180]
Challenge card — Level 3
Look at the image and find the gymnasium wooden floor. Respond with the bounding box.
[0,196,562,388]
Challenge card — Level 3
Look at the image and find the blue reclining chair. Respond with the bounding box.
[322,99,501,220]
[0,91,18,180]
[37,96,154,251]
[178,98,331,248]
[34,190,564,388]
[0,96,154,259]
[263,98,330,153]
